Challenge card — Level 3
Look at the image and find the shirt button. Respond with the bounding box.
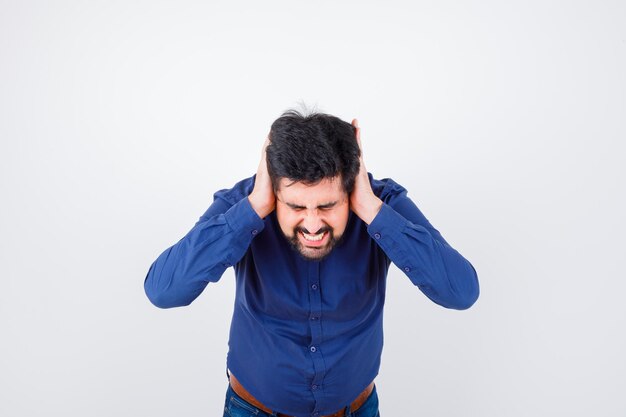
[374,232,381,239]
[251,229,258,235]
[310,346,317,352]
[404,266,411,272]
[310,316,318,321]
[312,384,318,390]
[311,284,318,290]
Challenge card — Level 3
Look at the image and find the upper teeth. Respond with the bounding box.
[302,232,325,241]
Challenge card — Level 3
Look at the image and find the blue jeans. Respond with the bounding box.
[222,377,381,417]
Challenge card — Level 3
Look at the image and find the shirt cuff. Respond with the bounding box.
[224,196,266,237]
[366,202,408,242]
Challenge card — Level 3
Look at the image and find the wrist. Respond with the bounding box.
[354,195,383,225]
[248,192,274,219]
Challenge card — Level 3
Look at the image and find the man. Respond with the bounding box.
[144,110,480,417]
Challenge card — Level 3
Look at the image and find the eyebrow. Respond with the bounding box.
[286,201,338,210]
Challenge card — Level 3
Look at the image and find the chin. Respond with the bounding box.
[288,235,336,261]
[283,228,344,261]
[298,245,333,261]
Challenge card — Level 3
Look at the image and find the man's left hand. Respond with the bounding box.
[349,119,383,225]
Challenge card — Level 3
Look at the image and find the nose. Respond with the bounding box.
[301,212,324,234]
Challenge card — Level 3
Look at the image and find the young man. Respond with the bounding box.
[144,110,480,417]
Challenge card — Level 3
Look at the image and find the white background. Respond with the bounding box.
[1,1,625,416]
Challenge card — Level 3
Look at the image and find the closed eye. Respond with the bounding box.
[285,203,306,211]
[318,202,337,210]
[285,202,338,211]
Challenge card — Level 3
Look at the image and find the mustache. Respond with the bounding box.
[295,226,332,235]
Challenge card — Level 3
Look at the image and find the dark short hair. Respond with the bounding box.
[266,109,361,194]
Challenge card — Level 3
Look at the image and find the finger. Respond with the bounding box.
[351,119,360,139]
[259,136,271,171]
[351,119,361,144]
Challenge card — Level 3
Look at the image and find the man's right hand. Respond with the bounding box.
[248,136,276,219]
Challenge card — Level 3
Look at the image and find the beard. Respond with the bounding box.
[284,225,344,261]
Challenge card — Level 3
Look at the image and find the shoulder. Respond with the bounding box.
[213,175,256,206]
[368,173,408,203]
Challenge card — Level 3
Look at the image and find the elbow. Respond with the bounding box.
[144,284,191,309]
[452,263,480,310]
[144,266,187,309]
[144,281,172,309]
[419,259,480,310]
[452,283,479,310]
[145,287,174,309]
[146,293,185,309]
[144,265,165,308]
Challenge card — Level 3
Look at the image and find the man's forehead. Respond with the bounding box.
[277,176,342,189]
[277,177,347,204]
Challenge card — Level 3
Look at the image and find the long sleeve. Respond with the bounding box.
[144,191,265,309]
[367,180,479,310]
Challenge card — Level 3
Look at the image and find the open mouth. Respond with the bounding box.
[299,230,329,247]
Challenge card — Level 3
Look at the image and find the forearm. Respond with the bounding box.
[368,203,479,310]
[144,197,264,308]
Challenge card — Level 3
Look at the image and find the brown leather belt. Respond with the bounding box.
[229,372,374,417]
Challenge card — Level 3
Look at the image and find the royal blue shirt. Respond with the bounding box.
[144,174,479,417]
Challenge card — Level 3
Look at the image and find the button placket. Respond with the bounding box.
[307,261,325,408]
